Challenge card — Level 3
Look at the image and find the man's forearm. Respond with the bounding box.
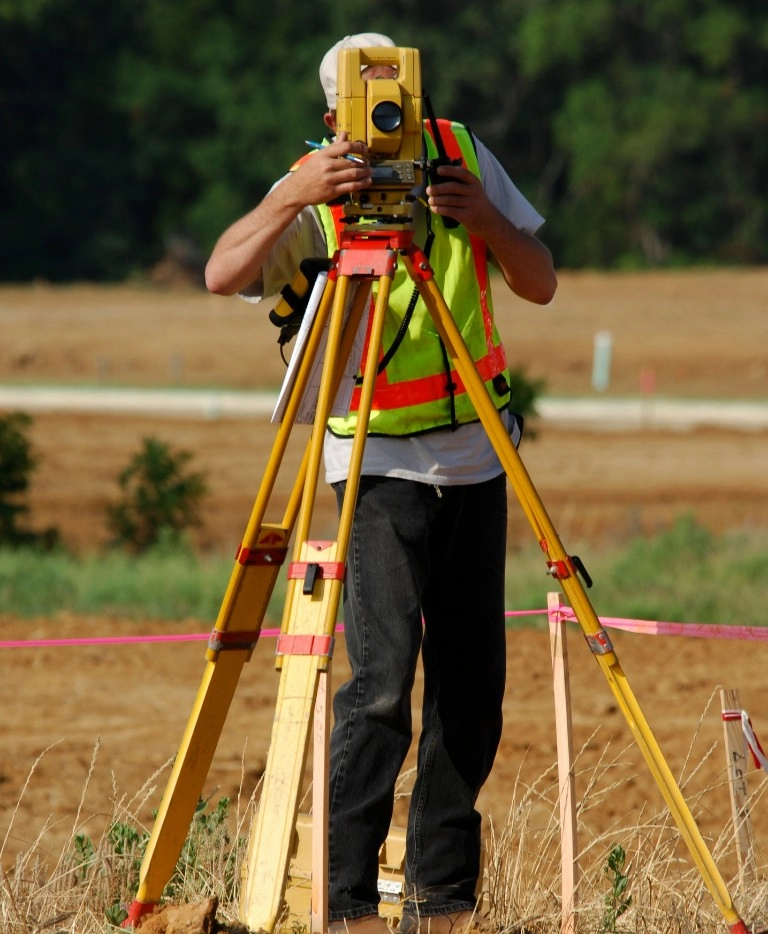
[205,183,304,296]
[483,207,557,305]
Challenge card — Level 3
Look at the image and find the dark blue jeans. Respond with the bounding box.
[327,474,508,921]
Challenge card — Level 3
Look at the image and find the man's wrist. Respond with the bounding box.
[268,174,309,217]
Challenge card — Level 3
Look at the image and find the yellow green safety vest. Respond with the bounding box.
[302,120,511,437]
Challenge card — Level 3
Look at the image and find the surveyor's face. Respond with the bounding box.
[324,64,399,132]
[361,64,397,81]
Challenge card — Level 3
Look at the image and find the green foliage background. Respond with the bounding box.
[3,0,767,281]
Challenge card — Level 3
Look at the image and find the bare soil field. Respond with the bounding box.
[1,270,768,895]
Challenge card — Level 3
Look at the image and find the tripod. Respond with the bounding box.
[124,219,754,934]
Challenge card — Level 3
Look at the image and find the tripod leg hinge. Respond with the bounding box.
[546,558,572,580]
[276,633,335,658]
[236,544,289,566]
[585,629,615,655]
[545,554,593,588]
[207,629,262,654]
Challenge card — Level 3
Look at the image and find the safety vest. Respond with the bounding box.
[296,120,510,437]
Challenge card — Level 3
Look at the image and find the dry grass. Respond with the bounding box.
[3,271,768,928]
[0,740,253,932]
[2,721,767,934]
[484,746,768,933]
[482,697,768,932]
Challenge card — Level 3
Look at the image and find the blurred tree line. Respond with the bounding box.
[2,0,767,281]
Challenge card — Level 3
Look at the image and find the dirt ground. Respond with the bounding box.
[1,270,768,891]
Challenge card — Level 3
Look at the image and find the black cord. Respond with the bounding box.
[355,212,436,384]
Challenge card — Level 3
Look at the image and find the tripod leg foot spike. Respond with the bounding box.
[121,900,157,928]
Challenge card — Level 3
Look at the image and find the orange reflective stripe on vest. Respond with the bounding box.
[423,121,496,360]
[345,343,508,412]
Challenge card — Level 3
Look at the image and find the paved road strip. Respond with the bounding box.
[0,386,767,431]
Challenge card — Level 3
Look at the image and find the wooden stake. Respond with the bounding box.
[548,592,579,933]
[720,688,757,890]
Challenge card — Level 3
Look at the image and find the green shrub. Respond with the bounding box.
[0,411,59,548]
[107,437,208,552]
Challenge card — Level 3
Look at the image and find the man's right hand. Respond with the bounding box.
[289,132,372,207]
[205,133,371,296]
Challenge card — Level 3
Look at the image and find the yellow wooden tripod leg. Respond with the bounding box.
[239,540,343,933]
[123,250,379,930]
[406,258,747,933]
[123,270,350,928]
[124,524,291,928]
[238,277,352,932]
[240,271,393,934]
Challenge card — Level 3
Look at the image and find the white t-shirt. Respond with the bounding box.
[243,136,545,486]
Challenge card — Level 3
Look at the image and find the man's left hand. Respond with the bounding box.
[425,164,490,233]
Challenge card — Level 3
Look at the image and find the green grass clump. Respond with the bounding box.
[506,515,768,630]
[0,539,232,620]
[1,515,767,631]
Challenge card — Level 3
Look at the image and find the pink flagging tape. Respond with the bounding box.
[0,627,282,649]
[722,709,768,774]
[557,611,768,642]
[1,608,767,648]
[0,610,545,648]
[516,606,768,642]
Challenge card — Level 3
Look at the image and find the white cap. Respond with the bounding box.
[319,33,396,110]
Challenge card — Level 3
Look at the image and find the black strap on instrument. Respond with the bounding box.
[423,92,462,230]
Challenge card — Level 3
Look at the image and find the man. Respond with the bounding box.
[206,33,556,934]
